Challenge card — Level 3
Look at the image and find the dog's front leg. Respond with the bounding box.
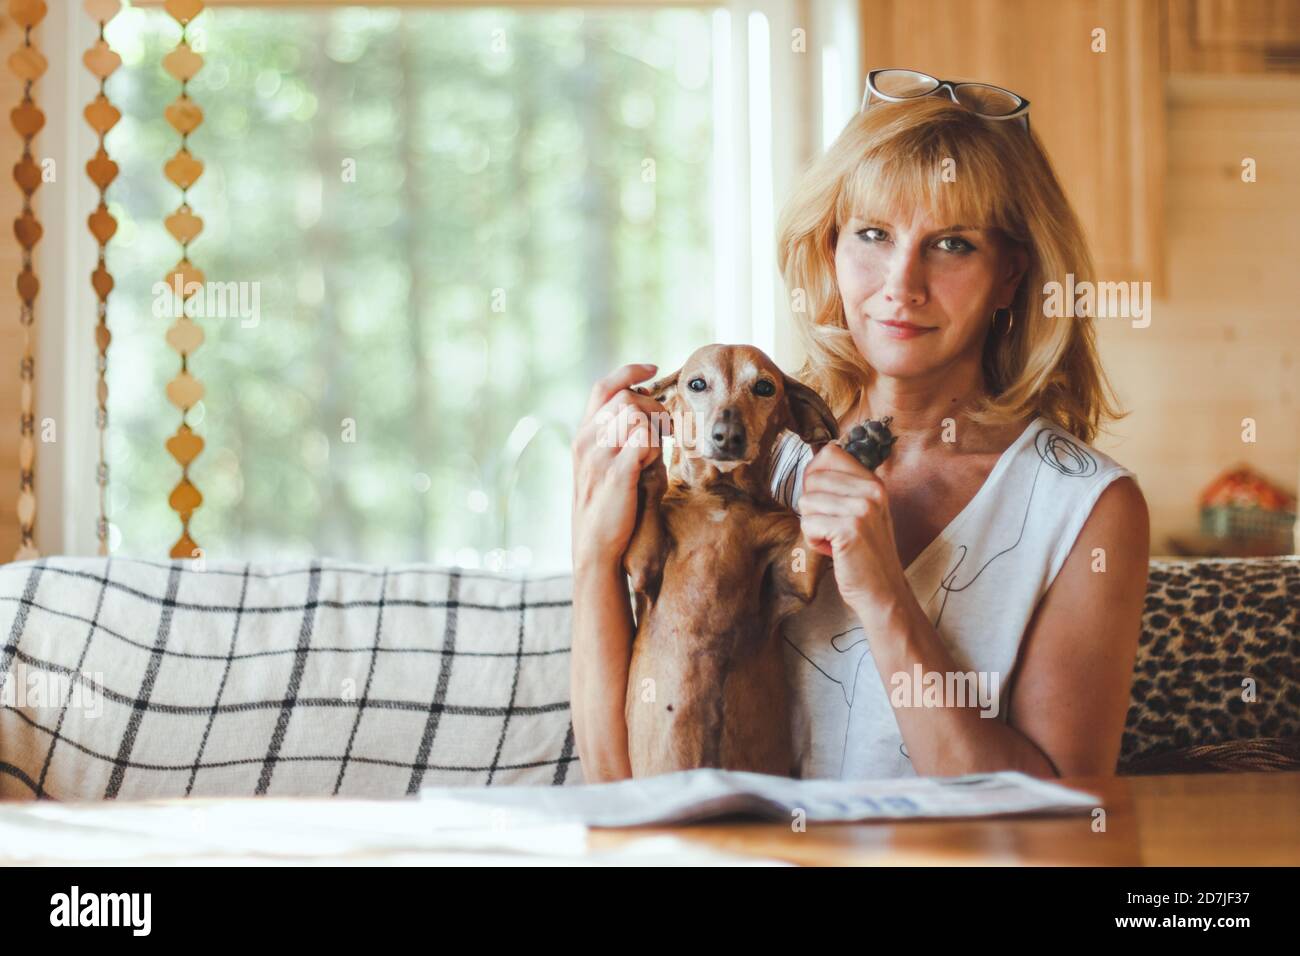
[764,515,829,622]
[623,455,669,601]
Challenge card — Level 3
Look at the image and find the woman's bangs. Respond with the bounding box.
[838,135,1014,237]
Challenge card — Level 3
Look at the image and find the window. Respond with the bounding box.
[43,1,860,571]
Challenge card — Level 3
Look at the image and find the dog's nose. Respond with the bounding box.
[711,409,746,457]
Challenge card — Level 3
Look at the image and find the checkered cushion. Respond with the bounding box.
[0,557,582,800]
[6,555,1297,799]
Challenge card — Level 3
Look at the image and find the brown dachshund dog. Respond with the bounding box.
[622,344,839,777]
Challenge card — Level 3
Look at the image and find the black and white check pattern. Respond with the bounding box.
[7,554,1295,799]
[0,557,582,801]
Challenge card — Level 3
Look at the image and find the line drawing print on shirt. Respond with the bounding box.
[783,622,875,773]
[782,424,1101,776]
[924,428,1098,631]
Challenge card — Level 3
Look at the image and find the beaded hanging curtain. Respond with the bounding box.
[9,0,46,562]
[84,0,123,557]
[161,0,206,560]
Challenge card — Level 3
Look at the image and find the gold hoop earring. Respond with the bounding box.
[994,307,1014,334]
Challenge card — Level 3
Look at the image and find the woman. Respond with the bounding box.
[569,81,1149,782]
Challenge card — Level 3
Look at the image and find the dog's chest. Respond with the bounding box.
[660,494,772,584]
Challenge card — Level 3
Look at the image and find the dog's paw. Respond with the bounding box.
[838,416,897,471]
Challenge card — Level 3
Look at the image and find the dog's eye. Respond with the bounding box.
[688,378,707,392]
[753,379,775,397]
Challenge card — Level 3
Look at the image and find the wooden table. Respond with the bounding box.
[587,772,1300,866]
[2,772,1294,867]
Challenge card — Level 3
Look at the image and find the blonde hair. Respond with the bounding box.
[776,94,1125,443]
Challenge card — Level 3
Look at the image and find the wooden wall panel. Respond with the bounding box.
[1092,75,1300,552]
[1167,0,1300,73]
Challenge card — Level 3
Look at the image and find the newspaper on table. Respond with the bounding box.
[418,769,1100,828]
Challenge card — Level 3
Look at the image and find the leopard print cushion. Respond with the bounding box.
[1120,556,1300,772]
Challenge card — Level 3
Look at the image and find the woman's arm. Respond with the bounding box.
[849,477,1149,778]
[570,561,635,782]
[1000,477,1149,776]
[568,361,671,783]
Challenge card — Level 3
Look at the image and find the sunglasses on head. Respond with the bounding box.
[861,68,1031,134]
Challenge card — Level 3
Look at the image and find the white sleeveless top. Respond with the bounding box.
[767,416,1138,780]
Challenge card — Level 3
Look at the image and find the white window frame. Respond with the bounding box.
[38,0,860,556]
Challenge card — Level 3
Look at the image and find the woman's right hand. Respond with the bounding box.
[571,362,672,573]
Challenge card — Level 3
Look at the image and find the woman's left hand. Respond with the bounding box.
[799,443,910,614]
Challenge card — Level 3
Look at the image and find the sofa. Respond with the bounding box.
[1,555,1296,801]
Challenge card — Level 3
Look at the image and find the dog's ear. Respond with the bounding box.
[782,374,838,446]
[632,367,682,413]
